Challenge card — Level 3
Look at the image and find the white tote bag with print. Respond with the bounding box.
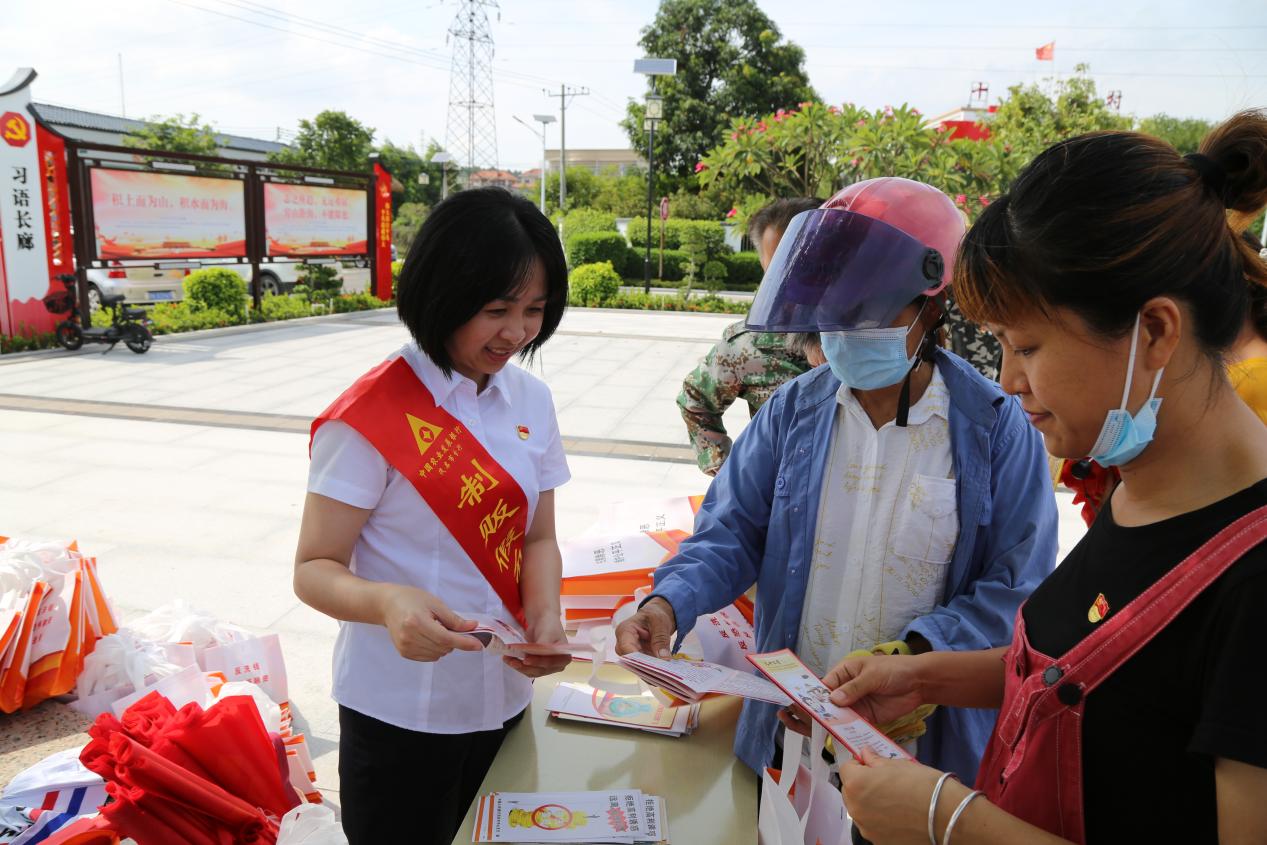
[759,723,851,845]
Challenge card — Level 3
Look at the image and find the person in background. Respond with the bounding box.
[1228,231,1267,423]
[829,111,1267,845]
[621,178,1058,784]
[678,197,822,476]
[293,189,572,844]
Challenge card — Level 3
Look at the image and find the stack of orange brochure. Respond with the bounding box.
[546,681,699,737]
[615,652,791,706]
[746,649,914,763]
[559,496,704,625]
[472,790,668,843]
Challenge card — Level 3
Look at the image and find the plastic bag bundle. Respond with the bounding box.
[126,599,253,656]
[0,536,117,713]
[276,804,348,845]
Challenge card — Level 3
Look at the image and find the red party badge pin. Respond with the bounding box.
[516,424,530,440]
[1087,593,1110,624]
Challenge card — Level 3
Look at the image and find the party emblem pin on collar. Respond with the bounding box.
[516,424,530,440]
[1088,593,1110,624]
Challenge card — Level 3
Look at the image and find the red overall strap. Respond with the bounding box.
[310,357,529,623]
[1044,503,1267,698]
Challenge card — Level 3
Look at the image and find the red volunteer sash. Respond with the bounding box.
[311,357,528,623]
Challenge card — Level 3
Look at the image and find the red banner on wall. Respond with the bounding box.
[373,161,393,301]
[37,123,71,278]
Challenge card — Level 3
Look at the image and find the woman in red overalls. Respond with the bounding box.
[822,111,1267,844]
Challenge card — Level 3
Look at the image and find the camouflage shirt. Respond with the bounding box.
[678,320,811,475]
[944,294,1002,381]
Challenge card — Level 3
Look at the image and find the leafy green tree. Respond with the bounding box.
[698,103,952,201]
[622,0,816,186]
[392,202,429,256]
[541,167,600,216]
[376,139,446,211]
[270,110,375,173]
[665,188,726,220]
[1136,114,1214,154]
[989,65,1131,162]
[591,167,651,217]
[123,113,219,156]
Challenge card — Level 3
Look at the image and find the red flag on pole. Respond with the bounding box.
[1035,42,1055,61]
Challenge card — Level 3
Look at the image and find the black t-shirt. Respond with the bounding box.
[1022,479,1267,844]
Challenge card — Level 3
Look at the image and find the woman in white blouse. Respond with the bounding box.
[294,188,572,844]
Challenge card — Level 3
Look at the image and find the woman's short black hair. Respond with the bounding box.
[396,187,568,375]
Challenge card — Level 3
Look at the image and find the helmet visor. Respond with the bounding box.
[745,208,944,332]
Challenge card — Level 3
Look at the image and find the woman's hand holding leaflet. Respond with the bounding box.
[381,586,483,662]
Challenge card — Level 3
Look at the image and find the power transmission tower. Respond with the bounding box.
[445,0,499,171]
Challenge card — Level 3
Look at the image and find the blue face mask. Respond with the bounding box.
[1088,313,1165,468]
[821,307,923,390]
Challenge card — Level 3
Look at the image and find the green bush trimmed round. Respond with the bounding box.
[183,267,247,322]
[568,261,622,307]
[702,260,728,291]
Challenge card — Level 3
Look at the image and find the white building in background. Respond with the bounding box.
[544,148,644,175]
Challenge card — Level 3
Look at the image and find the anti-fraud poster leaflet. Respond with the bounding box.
[462,613,594,656]
[547,682,682,731]
[618,653,791,706]
[746,649,913,763]
[474,790,653,843]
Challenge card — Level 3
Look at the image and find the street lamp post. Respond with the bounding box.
[433,151,454,200]
[513,114,557,214]
[634,58,677,295]
[643,94,663,295]
[533,114,556,214]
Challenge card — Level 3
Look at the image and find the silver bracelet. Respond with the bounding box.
[943,789,985,845]
[928,771,959,845]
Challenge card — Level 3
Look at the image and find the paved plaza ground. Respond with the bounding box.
[0,307,1086,809]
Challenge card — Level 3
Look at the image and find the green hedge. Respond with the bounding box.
[0,326,57,354]
[567,232,628,269]
[259,293,312,321]
[627,218,726,256]
[332,293,389,313]
[624,247,689,281]
[601,291,749,314]
[568,261,622,307]
[724,251,764,286]
[148,302,239,335]
[560,208,617,245]
[183,267,247,322]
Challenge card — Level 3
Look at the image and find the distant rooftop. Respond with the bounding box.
[31,103,289,156]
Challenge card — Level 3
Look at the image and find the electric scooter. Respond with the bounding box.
[42,274,154,354]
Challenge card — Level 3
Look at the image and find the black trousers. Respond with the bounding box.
[338,704,525,845]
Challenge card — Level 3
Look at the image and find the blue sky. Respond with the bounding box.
[7,0,1266,170]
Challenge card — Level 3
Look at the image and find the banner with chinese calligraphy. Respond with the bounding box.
[264,182,368,257]
[0,69,54,336]
[372,161,393,299]
[89,169,247,260]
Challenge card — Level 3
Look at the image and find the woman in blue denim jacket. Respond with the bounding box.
[616,179,1058,783]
